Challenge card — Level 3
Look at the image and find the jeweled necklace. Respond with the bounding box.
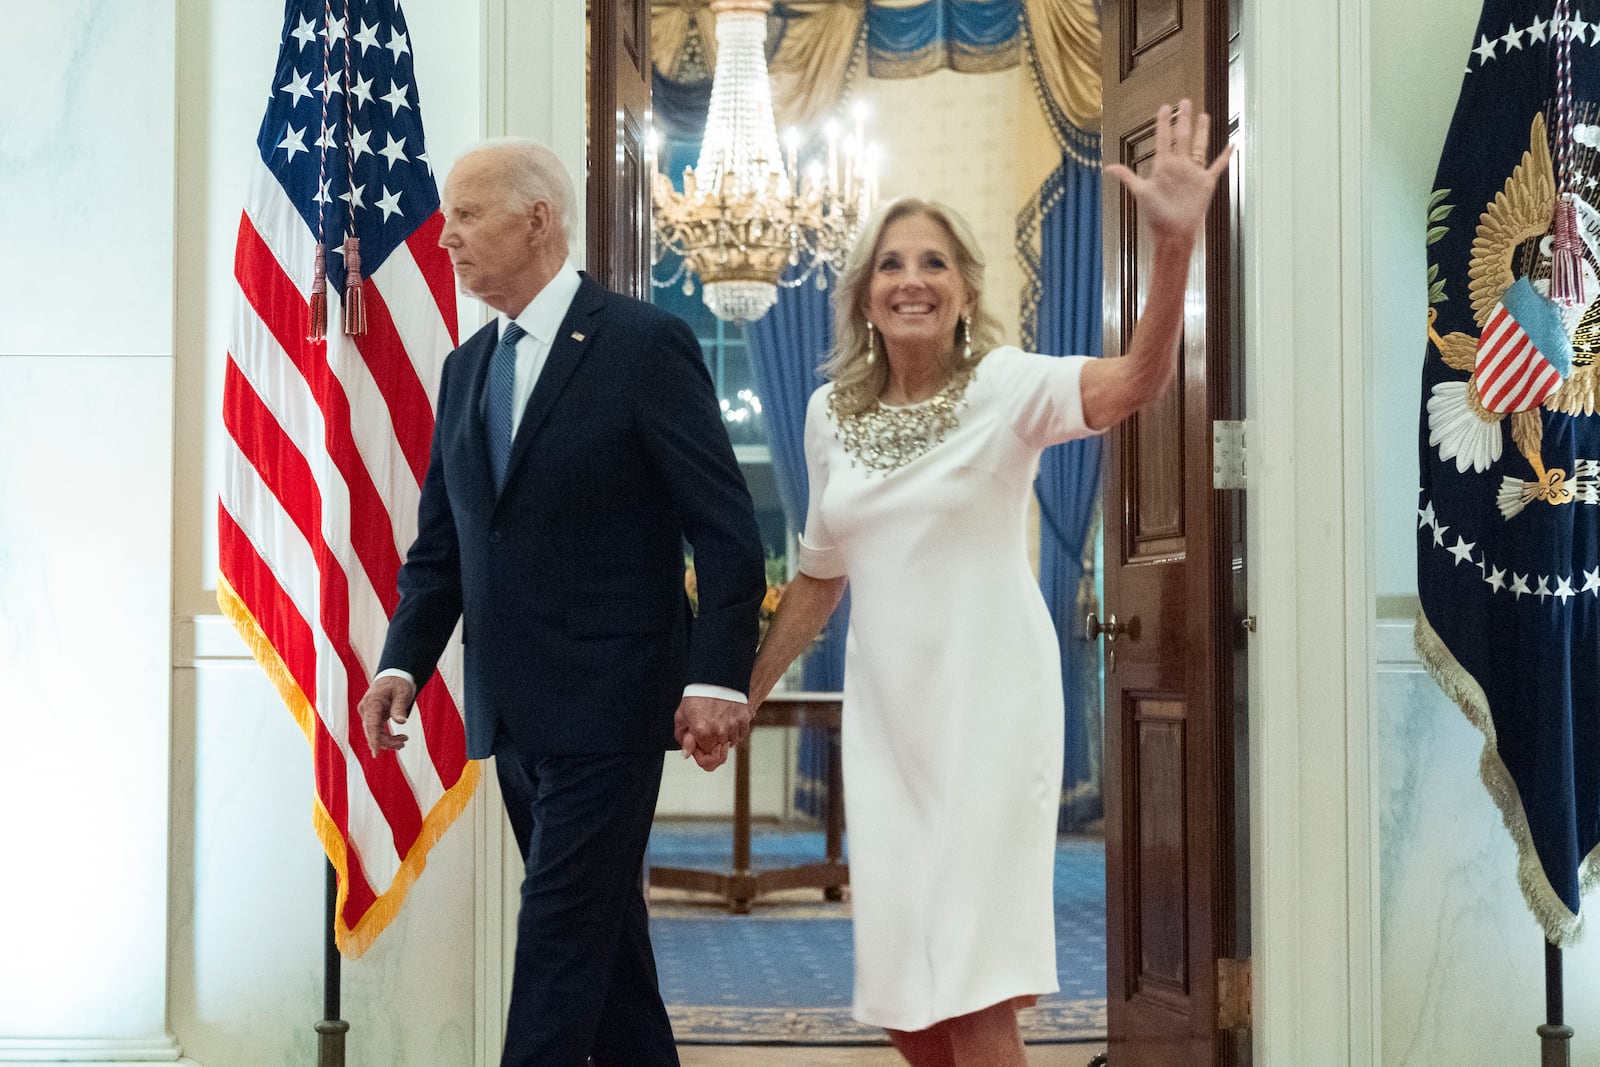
[829,356,983,474]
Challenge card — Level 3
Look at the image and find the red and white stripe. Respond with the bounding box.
[1475,304,1563,413]
[218,162,472,956]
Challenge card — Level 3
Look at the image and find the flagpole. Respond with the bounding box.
[316,859,349,1067]
[1538,940,1572,1066]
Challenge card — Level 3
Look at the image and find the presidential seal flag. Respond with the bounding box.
[1418,0,1600,946]
[217,0,474,955]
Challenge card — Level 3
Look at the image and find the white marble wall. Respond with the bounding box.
[0,358,177,1061]
[0,1,176,357]
[0,0,182,1061]
[1378,621,1600,1062]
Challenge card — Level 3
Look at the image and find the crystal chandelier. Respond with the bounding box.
[650,0,879,325]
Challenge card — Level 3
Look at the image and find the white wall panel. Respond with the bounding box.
[0,1,175,357]
[0,357,177,1059]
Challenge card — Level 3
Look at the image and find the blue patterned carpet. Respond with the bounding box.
[646,823,1106,1044]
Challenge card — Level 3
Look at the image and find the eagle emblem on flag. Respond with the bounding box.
[1426,112,1599,515]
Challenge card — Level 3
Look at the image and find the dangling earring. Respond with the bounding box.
[866,320,877,365]
[962,315,973,360]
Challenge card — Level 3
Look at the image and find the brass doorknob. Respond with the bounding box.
[1085,612,1133,641]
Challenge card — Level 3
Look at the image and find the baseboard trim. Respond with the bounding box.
[0,1034,193,1064]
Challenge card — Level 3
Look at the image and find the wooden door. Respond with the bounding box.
[587,0,652,297]
[1098,0,1245,1063]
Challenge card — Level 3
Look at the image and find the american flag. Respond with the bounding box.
[217,0,473,956]
[1473,277,1570,413]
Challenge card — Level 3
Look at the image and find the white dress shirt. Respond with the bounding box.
[502,259,582,439]
[379,260,746,708]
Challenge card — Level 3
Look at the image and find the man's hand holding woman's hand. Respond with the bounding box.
[674,694,752,772]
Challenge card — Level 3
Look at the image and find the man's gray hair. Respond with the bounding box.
[465,137,577,246]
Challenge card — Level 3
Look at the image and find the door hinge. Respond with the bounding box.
[1216,956,1252,1031]
[1212,420,1247,490]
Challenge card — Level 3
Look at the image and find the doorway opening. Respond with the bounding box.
[585,3,1253,1061]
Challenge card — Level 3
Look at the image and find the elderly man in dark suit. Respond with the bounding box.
[357,138,765,1067]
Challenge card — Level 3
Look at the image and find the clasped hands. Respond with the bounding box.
[357,676,751,772]
[357,674,748,772]
[675,693,751,772]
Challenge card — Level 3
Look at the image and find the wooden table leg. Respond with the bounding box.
[824,726,845,901]
[731,734,753,913]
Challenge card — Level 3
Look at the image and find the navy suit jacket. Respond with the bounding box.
[379,274,766,759]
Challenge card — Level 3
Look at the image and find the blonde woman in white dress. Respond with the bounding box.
[694,100,1230,1067]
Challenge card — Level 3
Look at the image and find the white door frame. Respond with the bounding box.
[1246,0,1382,1061]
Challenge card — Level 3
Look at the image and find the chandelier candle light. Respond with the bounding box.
[650,0,879,325]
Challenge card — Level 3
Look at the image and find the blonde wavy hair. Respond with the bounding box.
[821,197,1006,414]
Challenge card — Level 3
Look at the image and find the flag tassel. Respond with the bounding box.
[343,237,367,336]
[308,243,329,341]
[1552,194,1586,308]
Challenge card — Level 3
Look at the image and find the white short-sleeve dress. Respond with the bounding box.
[796,346,1102,1032]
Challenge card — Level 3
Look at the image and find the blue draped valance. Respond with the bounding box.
[652,0,1100,151]
[651,69,712,143]
[867,0,1020,77]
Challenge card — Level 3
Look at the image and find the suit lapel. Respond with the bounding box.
[457,323,500,498]
[502,274,606,488]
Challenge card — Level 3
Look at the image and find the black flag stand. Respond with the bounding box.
[316,859,349,1067]
[1540,940,1573,1065]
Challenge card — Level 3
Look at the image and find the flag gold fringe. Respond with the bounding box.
[1414,606,1600,946]
[217,573,480,958]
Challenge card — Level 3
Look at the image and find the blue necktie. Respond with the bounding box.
[486,320,526,492]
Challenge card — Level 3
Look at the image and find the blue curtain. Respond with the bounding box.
[1023,157,1104,833]
[743,272,828,528]
[744,271,850,819]
[651,70,710,142]
[866,0,1021,76]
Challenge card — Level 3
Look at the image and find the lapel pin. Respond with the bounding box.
[570,331,586,342]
